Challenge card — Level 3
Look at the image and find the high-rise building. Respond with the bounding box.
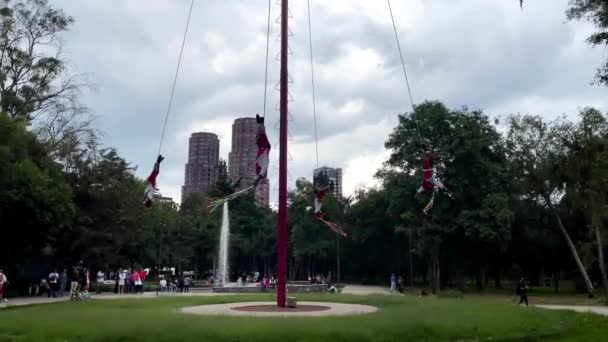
[313,166,343,199]
[228,117,270,207]
[182,132,219,201]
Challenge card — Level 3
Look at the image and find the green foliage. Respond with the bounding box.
[0,111,74,281]
[565,0,608,85]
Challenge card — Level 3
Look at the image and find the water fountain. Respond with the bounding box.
[216,202,230,286]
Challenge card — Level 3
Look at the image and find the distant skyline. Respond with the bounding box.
[53,0,608,204]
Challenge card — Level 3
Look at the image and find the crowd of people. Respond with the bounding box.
[14,263,151,301]
[158,274,193,293]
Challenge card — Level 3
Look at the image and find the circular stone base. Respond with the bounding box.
[179,301,378,317]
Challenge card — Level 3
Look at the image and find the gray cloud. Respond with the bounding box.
[52,0,608,204]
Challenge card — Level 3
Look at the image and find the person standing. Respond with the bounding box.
[517,277,529,307]
[59,269,68,297]
[390,273,397,293]
[96,270,105,294]
[0,270,7,302]
[118,268,126,294]
[138,268,146,294]
[70,266,80,297]
[48,269,60,298]
[184,275,191,293]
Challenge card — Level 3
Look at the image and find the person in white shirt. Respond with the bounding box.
[118,268,126,294]
[48,270,59,298]
[0,270,7,302]
[159,277,167,292]
[96,270,105,294]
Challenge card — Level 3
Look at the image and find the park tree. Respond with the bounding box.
[506,114,595,296]
[520,0,608,85]
[382,101,512,293]
[0,111,74,283]
[561,108,608,297]
[566,0,608,85]
[288,178,343,280]
[0,0,93,157]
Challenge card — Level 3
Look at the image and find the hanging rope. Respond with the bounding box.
[307,0,320,169]
[157,0,195,156]
[387,0,423,147]
[262,0,272,118]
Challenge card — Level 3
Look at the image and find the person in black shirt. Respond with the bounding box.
[517,277,529,306]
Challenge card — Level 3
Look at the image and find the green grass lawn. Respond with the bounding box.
[0,294,607,341]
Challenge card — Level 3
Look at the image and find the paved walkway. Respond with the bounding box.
[0,291,235,309]
[536,305,608,316]
[341,285,391,296]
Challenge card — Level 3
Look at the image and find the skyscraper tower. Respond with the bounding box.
[228,117,270,207]
[181,132,219,201]
[313,166,343,199]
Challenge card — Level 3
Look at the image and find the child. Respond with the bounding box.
[254,114,270,186]
[142,155,164,208]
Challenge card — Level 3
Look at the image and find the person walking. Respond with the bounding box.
[390,273,397,293]
[59,269,68,297]
[96,270,105,294]
[517,277,529,307]
[48,269,60,298]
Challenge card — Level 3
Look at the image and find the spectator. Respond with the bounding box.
[178,275,185,293]
[128,269,136,293]
[69,266,79,296]
[81,268,90,293]
[159,276,167,292]
[123,268,131,294]
[398,276,404,294]
[96,270,105,294]
[131,270,143,294]
[184,275,191,293]
[237,276,243,287]
[29,282,39,297]
[390,273,396,293]
[48,269,60,298]
[59,269,68,297]
[118,268,126,294]
[138,268,147,293]
[517,277,529,307]
[39,278,50,297]
[0,270,7,302]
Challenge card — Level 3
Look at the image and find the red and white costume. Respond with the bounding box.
[255,123,271,182]
[314,187,328,218]
[417,153,447,195]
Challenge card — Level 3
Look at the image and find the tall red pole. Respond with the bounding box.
[276,0,289,308]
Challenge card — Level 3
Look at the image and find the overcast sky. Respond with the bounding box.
[53,0,608,204]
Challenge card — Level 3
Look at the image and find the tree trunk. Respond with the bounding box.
[494,268,502,289]
[547,198,594,297]
[476,266,486,291]
[594,224,608,298]
[428,251,440,294]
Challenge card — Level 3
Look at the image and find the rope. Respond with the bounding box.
[307,0,320,169]
[262,0,272,118]
[157,0,195,156]
[387,0,423,147]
